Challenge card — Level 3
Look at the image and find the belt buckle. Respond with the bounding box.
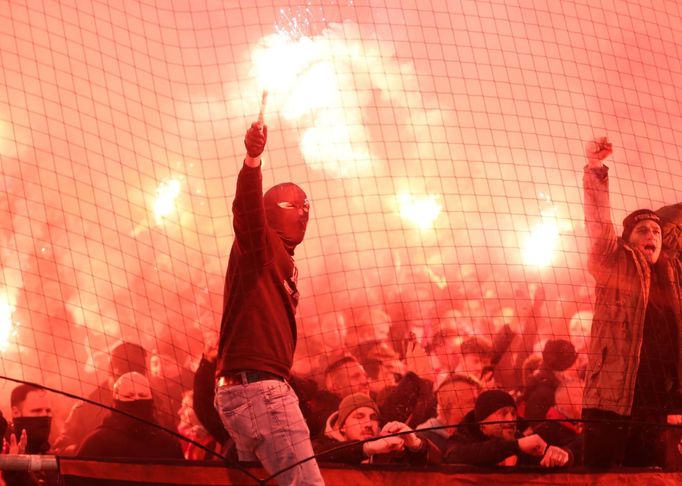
[216,375,241,387]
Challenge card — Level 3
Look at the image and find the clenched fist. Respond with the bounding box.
[585,136,612,168]
[540,445,570,467]
[244,122,268,158]
[517,434,547,456]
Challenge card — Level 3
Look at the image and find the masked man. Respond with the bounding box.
[213,121,324,486]
[77,372,184,460]
[3,384,57,486]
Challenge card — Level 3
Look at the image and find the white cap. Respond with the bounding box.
[113,371,152,402]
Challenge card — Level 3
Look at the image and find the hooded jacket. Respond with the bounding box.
[582,165,682,415]
[312,411,368,464]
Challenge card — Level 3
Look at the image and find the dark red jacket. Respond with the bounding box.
[216,164,301,379]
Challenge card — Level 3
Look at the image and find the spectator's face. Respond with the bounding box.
[628,220,662,264]
[11,390,53,454]
[367,363,399,396]
[327,361,370,397]
[340,406,379,441]
[479,406,517,441]
[458,353,490,379]
[437,382,479,428]
[12,390,52,418]
[435,335,461,371]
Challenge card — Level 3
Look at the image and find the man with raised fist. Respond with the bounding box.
[581,137,682,468]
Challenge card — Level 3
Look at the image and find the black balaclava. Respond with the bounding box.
[12,416,52,454]
[114,399,156,422]
[112,371,156,421]
[263,183,309,253]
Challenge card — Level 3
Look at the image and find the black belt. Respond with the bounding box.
[216,370,284,387]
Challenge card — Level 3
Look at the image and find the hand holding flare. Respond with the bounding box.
[244,90,269,161]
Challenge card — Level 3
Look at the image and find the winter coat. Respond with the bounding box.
[77,411,185,460]
[443,411,520,466]
[443,411,550,467]
[582,165,682,415]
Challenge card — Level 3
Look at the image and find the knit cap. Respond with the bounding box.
[622,209,661,241]
[474,389,516,422]
[337,393,379,427]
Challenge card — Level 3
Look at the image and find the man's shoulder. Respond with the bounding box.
[87,384,113,402]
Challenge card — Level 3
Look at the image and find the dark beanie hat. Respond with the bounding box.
[475,389,516,422]
[622,209,661,241]
[542,339,577,372]
[337,393,379,427]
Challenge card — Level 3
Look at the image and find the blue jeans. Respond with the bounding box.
[214,379,325,485]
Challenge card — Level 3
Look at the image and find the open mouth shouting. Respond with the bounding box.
[643,244,657,255]
[638,242,661,263]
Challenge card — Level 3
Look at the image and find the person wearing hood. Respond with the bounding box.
[313,393,435,465]
[2,384,58,486]
[53,340,176,456]
[76,371,184,460]
[581,137,682,468]
[213,121,323,486]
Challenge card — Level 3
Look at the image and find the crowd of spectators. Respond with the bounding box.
[0,292,679,486]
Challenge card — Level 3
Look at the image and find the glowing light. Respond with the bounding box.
[153,179,182,224]
[0,296,16,351]
[275,6,313,41]
[250,25,374,177]
[522,207,560,268]
[251,19,444,177]
[397,193,441,230]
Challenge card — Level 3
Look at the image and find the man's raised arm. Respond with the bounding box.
[230,122,269,255]
[583,137,618,272]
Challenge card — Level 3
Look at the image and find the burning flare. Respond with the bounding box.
[153,179,182,224]
[522,207,560,268]
[397,192,441,230]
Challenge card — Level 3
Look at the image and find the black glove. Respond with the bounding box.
[244,122,267,158]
